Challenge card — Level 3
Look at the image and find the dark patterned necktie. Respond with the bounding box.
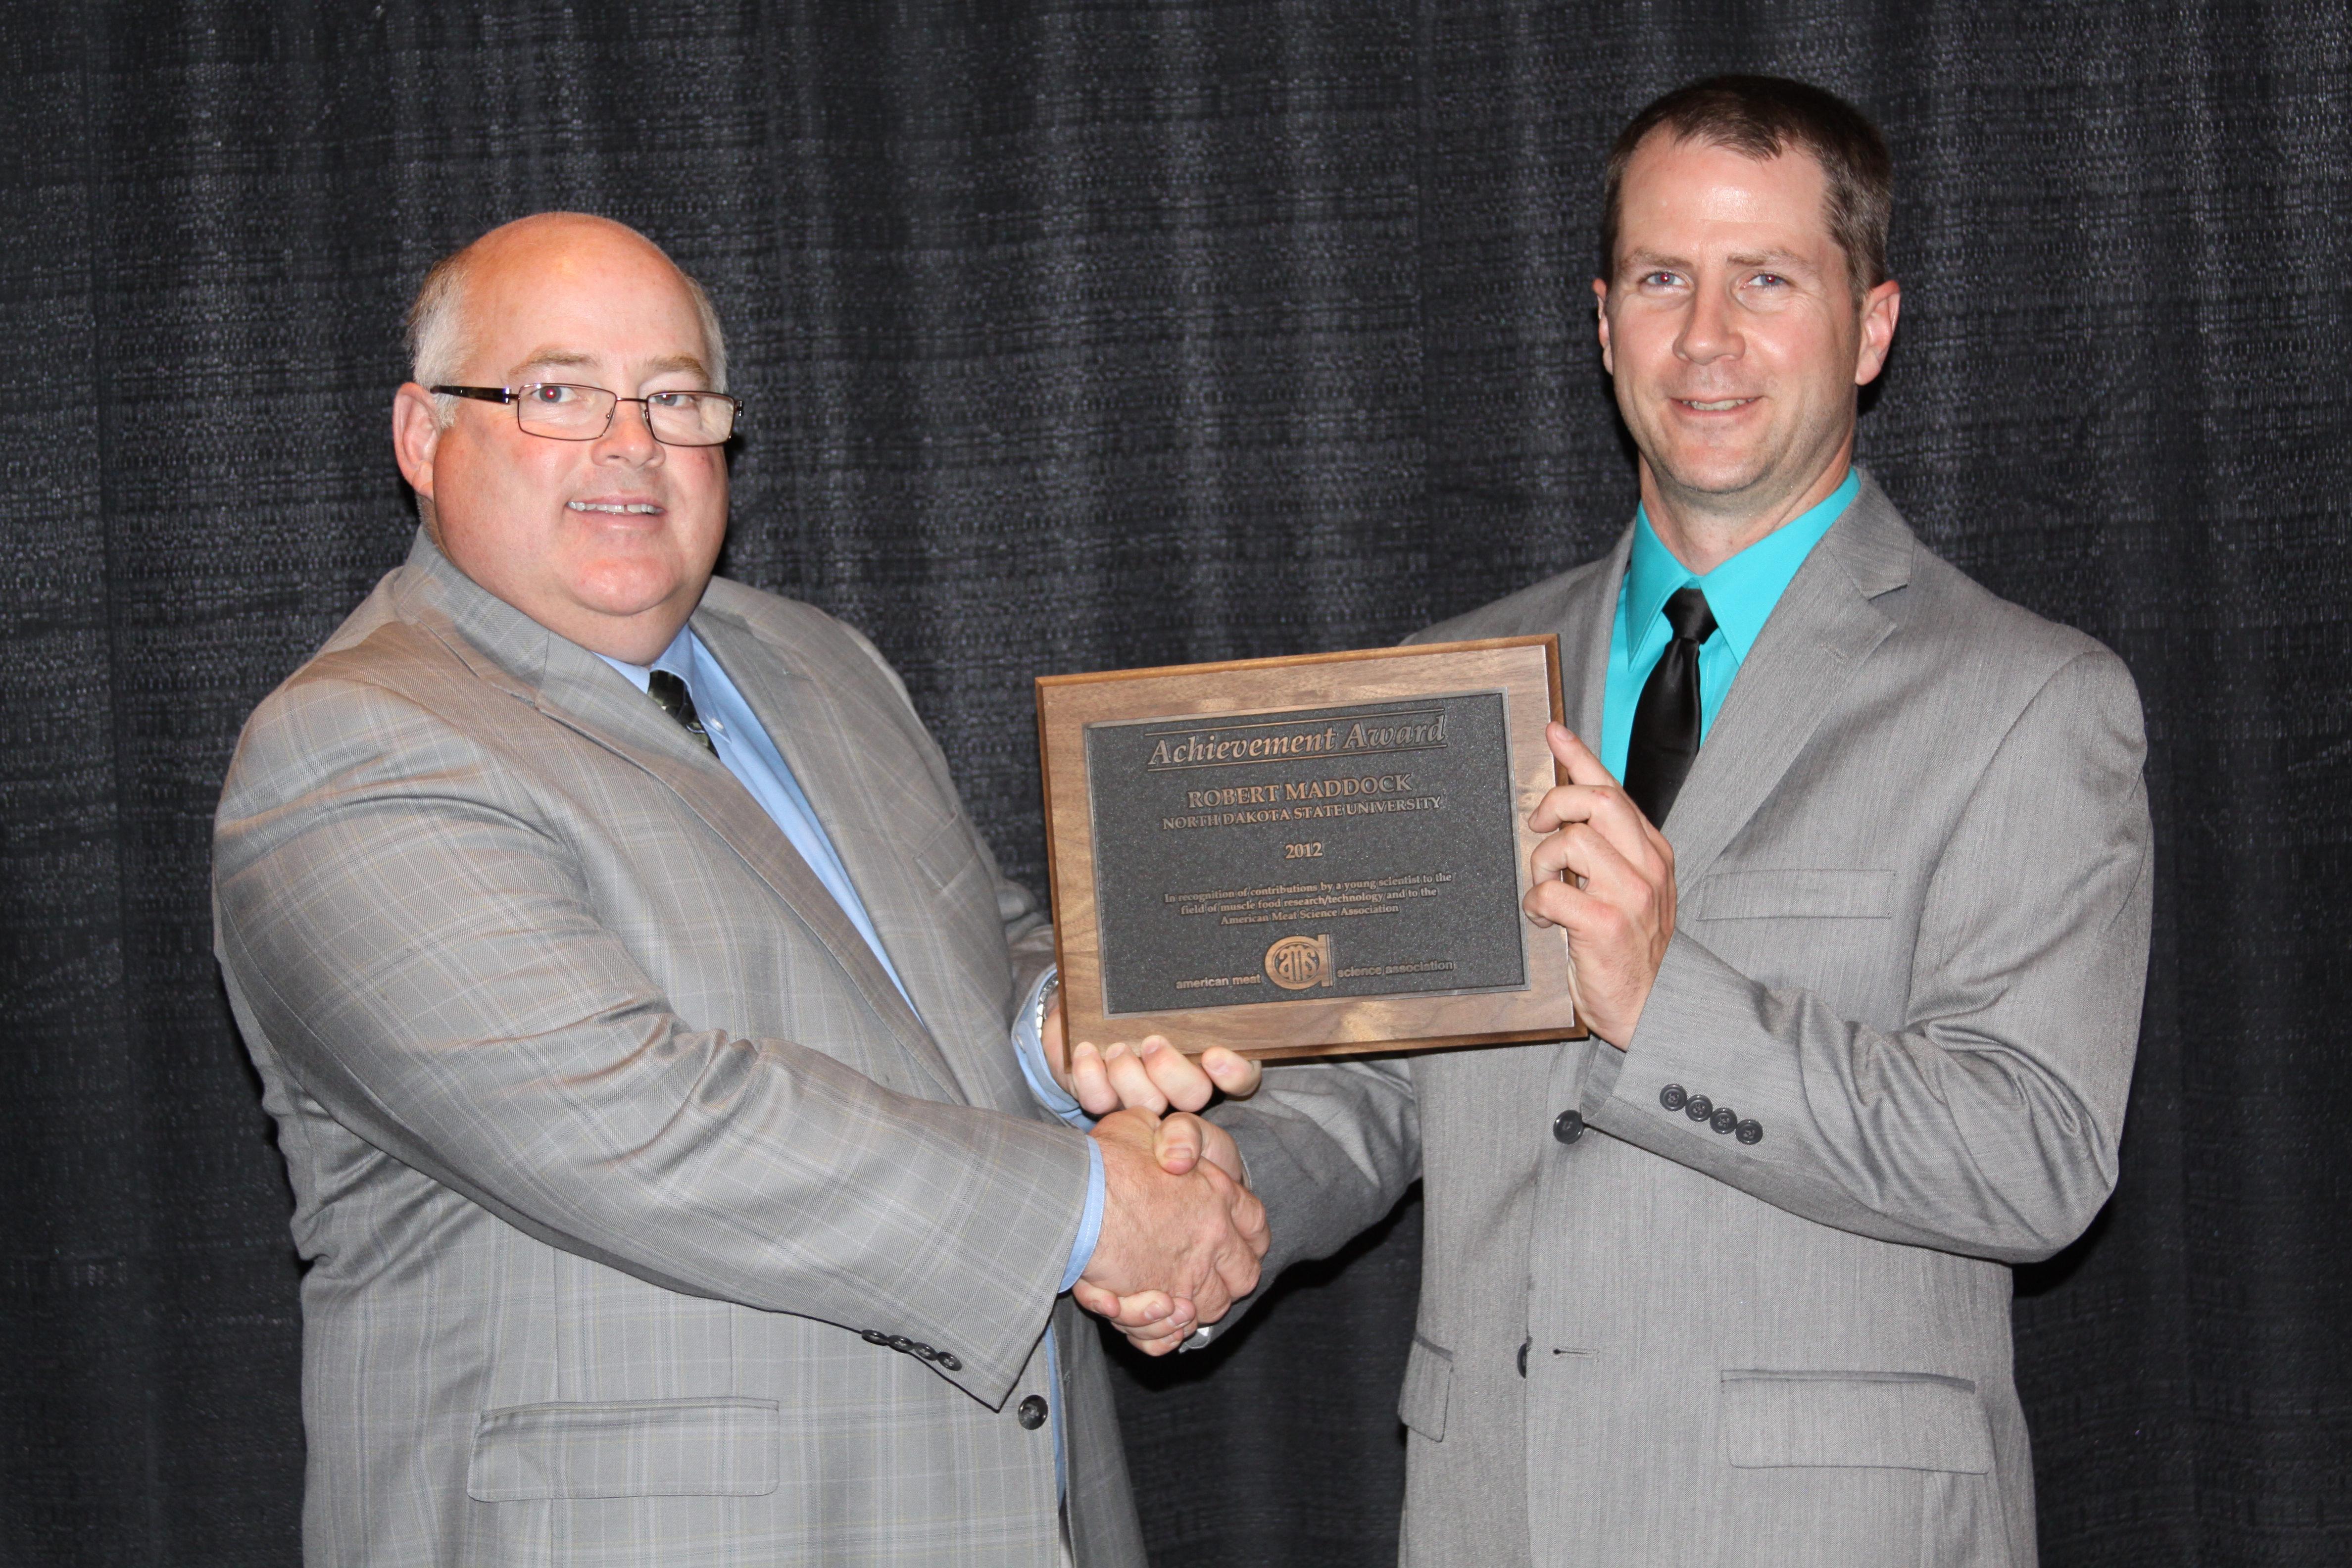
[1622,586,1718,828]
[646,669,717,755]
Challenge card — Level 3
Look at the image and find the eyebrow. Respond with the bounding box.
[1621,247,1821,275]
[1723,248,1819,273]
[509,348,714,383]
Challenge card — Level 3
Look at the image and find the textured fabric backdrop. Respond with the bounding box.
[3,1,2345,1563]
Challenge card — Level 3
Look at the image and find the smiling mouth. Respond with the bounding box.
[567,501,662,515]
[1677,398,1756,412]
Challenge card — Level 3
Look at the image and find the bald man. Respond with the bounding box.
[213,215,1264,1568]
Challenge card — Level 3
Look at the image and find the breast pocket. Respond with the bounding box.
[1688,868,1896,922]
[1717,1371,2007,1568]
[911,812,984,896]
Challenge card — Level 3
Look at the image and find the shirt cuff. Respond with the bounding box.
[1060,1137,1106,1293]
[1012,967,1093,1128]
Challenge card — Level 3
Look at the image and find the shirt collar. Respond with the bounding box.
[593,624,699,694]
[1626,467,1860,660]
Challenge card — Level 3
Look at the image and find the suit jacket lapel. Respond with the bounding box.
[1660,474,1914,887]
[392,536,967,1107]
[691,610,1020,1114]
[1560,530,1632,744]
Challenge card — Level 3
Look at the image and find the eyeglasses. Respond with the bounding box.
[432,383,741,446]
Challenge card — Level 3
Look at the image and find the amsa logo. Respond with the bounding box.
[1263,934,1335,991]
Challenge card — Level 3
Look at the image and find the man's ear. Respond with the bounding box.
[391,383,445,501]
[1854,279,1902,386]
[1592,277,1614,375]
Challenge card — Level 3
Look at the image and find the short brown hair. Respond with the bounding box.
[1600,75,1892,300]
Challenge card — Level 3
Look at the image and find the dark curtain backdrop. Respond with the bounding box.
[4,1,2346,1563]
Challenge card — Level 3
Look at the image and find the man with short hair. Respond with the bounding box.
[1073,77,2151,1567]
[214,212,1263,1568]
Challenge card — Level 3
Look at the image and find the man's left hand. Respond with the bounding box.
[1523,723,1677,1047]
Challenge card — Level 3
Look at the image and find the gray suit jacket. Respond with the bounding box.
[1211,475,2152,1568]
[215,532,1146,1568]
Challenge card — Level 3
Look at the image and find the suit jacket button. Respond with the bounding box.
[1684,1093,1714,1122]
[1517,1338,1530,1377]
[860,1329,891,1346]
[888,1334,917,1353]
[1735,1120,1764,1145]
[1710,1106,1738,1135]
[1552,1110,1584,1144]
[936,1352,963,1372]
[1660,1084,1688,1112]
[1017,1395,1049,1430]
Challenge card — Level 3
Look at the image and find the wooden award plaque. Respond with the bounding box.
[1035,637,1586,1062]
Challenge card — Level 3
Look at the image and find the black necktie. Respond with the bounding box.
[646,669,717,755]
[1622,586,1718,827]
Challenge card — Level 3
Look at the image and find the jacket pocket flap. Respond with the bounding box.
[1693,868,1895,921]
[1719,1372,1992,1473]
[1397,1335,1454,1442]
[468,1397,781,1501]
[911,812,982,892]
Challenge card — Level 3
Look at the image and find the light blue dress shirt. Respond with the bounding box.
[600,627,1102,1493]
[1600,468,1860,780]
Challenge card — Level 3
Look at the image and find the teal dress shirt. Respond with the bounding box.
[1600,469,1860,780]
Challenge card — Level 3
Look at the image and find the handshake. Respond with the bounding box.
[1047,1012,1269,1357]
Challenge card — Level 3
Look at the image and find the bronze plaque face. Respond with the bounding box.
[1084,690,1527,1015]
[1036,638,1584,1062]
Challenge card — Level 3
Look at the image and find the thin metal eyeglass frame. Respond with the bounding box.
[430,384,741,446]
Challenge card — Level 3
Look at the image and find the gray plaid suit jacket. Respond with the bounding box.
[215,531,1146,1568]
[1207,474,2152,1568]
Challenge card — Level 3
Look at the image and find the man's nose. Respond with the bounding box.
[594,398,664,460]
[1676,282,1742,363]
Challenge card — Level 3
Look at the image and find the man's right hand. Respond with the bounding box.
[1042,1003,1262,1115]
[1077,1109,1267,1349]
[1071,1110,1258,1354]
[1523,723,1676,1047]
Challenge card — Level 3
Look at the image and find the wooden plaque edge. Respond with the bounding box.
[1037,636,1584,1062]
